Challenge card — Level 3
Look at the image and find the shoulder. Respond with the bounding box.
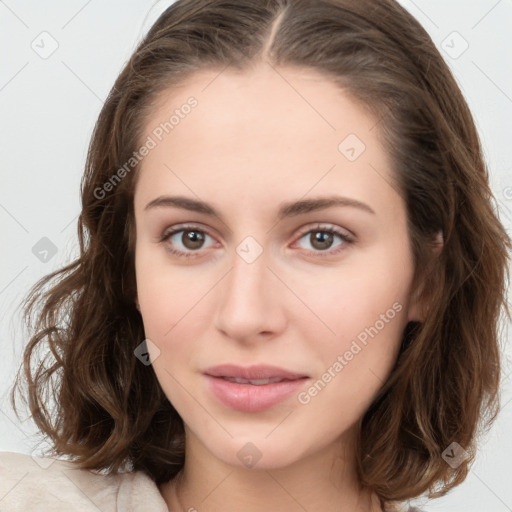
[0,451,169,511]
[385,502,427,512]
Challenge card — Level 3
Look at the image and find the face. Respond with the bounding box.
[133,63,421,471]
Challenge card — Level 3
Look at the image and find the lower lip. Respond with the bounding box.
[205,375,308,412]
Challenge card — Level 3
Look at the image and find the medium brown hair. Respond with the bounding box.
[12,0,510,506]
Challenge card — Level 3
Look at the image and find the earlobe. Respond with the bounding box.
[432,230,444,257]
[407,286,425,322]
[407,230,443,322]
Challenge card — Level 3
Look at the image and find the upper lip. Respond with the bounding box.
[204,364,308,380]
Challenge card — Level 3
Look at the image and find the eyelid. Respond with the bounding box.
[293,222,354,240]
[289,223,355,257]
[160,222,354,241]
[157,224,216,261]
[160,222,215,240]
[159,222,355,258]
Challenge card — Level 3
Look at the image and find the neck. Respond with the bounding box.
[159,428,383,512]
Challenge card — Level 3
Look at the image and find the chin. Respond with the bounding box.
[204,434,311,471]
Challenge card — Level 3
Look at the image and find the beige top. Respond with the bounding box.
[0,451,168,511]
[0,451,424,512]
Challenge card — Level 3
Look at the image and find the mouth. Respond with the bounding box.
[204,363,309,381]
[203,364,309,412]
[220,376,295,385]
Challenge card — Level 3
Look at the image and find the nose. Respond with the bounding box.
[213,247,287,344]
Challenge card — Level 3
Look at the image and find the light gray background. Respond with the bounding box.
[1,1,511,511]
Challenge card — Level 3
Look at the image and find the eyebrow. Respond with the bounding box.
[144,195,375,220]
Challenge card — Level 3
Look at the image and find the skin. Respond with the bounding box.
[133,63,424,512]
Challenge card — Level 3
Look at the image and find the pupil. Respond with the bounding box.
[312,231,332,250]
[180,231,333,251]
[183,230,204,249]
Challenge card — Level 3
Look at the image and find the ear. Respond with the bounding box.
[135,296,141,312]
[407,231,443,322]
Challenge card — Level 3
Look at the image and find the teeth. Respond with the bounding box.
[223,377,285,385]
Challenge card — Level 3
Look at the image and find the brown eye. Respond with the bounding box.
[181,230,206,250]
[160,226,216,258]
[294,225,353,257]
[309,231,335,250]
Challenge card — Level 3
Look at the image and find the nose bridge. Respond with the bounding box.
[214,243,285,341]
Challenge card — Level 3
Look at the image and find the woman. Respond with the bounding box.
[1,0,509,511]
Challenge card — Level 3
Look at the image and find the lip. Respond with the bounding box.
[204,364,308,380]
[204,364,309,412]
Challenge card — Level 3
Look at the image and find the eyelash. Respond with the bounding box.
[159,223,354,259]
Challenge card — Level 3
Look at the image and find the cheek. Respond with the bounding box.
[135,246,206,336]
[135,256,202,394]
[293,250,412,341]
[295,295,408,430]
[288,252,412,414]
[134,249,219,395]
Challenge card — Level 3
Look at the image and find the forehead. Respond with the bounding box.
[134,64,400,217]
